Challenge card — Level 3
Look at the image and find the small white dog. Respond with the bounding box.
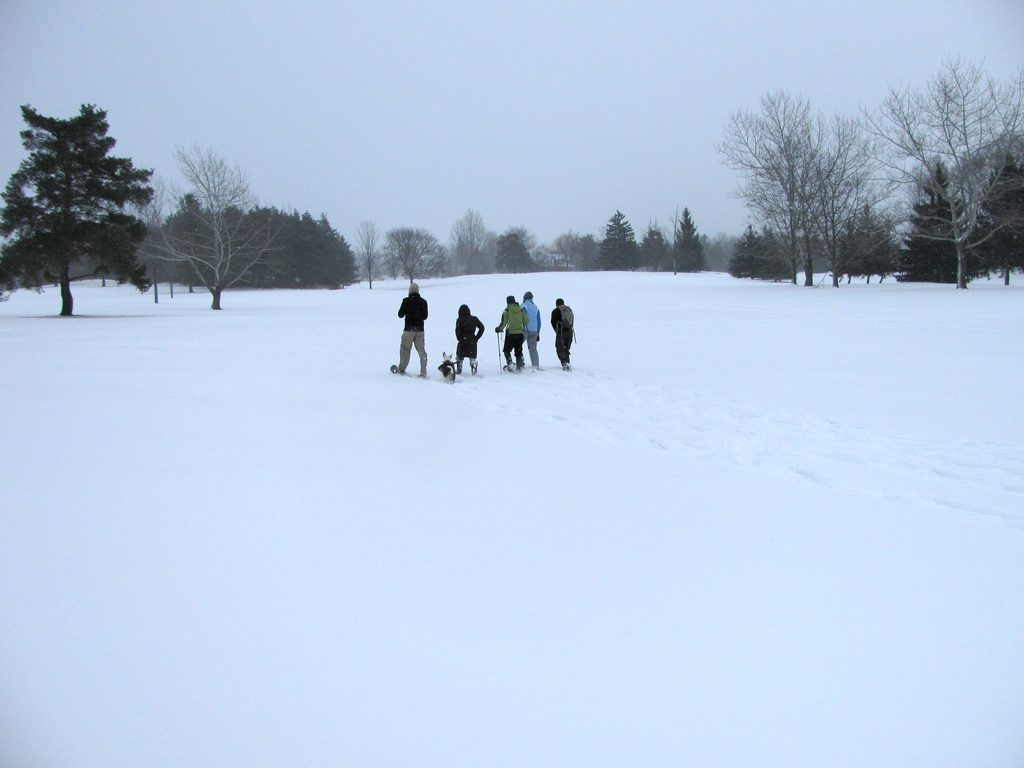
[437,352,457,384]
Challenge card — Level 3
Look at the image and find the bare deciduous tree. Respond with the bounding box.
[450,209,495,275]
[551,231,582,271]
[810,115,887,286]
[355,220,379,289]
[719,91,823,285]
[148,146,278,309]
[383,227,445,284]
[866,59,1024,288]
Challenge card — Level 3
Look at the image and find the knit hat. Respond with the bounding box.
[506,295,515,304]
[409,283,420,295]
[555,298,564,306]
[523,291,533,301]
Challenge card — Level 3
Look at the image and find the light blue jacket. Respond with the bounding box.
[522,299,541,333]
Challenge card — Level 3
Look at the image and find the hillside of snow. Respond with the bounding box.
[2,272,1022,768]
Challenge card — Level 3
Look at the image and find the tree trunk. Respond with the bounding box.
[1004,267,1011,286]
[211,286,223,310]
[832,272,840,287]
[59,267,74,316]
[956,243,968,289]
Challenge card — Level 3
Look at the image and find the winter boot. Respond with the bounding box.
[470,359,478,375]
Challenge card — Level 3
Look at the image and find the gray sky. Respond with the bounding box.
[2,0,1022,245]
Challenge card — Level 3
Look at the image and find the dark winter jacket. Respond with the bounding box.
[550,303,573,331]
[455,304,485,358]
[398,293,428,331]
[550,306,565,332]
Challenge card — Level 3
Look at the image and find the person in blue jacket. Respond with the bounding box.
[521,291,542,370]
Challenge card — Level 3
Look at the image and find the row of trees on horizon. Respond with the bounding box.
[719,58,1024,289]
[352,205,724,287]
[1,59,1021,314]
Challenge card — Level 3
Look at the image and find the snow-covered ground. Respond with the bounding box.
[2,272,1022,768]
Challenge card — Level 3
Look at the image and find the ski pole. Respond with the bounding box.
[497,330,504,373]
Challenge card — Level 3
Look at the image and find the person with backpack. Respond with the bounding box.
[495,295,528,372]
[396,282,428,377]
[454,303,485,375]
[521,291,542,370]
[550,297,574,371]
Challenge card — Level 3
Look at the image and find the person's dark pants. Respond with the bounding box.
[555,328,573,365]
[503,333,525,368]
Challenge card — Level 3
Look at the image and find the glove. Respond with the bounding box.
[495,327,501,333]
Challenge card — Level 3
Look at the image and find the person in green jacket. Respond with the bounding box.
[495,295,528,371]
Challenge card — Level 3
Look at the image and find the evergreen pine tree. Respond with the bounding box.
[898,164,959,283]
[839,205,898,283]
[577,234,601,271]
[1,104,153,315]
[729,225,763,278]
[976,155,1024,285]
[673,208,705,272]
[599,210,638,270]
[729,225,789,280]
[496,228,536,273]
[638,225,671,271]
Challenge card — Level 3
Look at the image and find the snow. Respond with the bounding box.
[2,272,1023,768]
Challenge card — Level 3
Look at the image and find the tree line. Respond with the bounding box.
[363,59,1022,289]
[2,59,1020,315]
[719,59,1024,288]
[0,102,720,314]
[143,147,356,309]
[0,110,358,314]
[357,204,725,287]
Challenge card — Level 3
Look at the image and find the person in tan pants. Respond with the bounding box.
[396,282,428,376]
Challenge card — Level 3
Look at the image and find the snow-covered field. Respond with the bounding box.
[2,272,1023,768]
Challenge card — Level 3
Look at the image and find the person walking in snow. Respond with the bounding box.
[454,303,485,375]
[550,297,574,371]
[495,295,528,371]
[521,291,542,370]
[396,282,428,376]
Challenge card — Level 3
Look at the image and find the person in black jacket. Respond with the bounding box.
[454,304,485,375]
[397,282,428,376]
[550,297,573,371]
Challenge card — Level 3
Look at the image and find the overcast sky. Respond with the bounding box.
[2,0,1022,246]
